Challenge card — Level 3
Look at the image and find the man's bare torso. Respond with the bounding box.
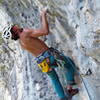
[19,29,49,57]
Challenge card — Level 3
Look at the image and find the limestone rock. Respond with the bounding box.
[0,0,100,100]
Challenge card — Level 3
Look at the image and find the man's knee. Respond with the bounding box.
[47,69,59,80]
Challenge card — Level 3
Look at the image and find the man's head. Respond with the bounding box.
[2,24,23,41]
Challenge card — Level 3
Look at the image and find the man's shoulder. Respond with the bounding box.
[22,28,32,37]
[23,28,31,33]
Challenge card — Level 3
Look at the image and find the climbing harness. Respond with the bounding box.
[35,50,51,72]
[35,47,64,72]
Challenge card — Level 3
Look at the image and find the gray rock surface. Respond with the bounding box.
[0,0,100,100]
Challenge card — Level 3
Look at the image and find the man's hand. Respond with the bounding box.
[40,7,48,16]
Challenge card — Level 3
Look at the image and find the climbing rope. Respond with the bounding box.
[66,57,92,100]
[80,74,92,100]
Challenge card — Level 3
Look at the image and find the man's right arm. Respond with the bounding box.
[27,9,49,38]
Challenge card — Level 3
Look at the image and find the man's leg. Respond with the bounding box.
[61,56,77,85]
[49,48,77,84]
[61,56,79,96]
[47,69,68,99]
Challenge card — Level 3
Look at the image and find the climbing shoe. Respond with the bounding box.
[67,88,79,96]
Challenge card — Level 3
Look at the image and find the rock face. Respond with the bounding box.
[0,0,100,100]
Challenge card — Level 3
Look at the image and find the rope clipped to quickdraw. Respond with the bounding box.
[56,59,65,69]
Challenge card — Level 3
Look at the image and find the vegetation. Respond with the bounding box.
[0,65,7,71]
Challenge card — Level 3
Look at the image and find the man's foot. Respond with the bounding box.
[67,88,79,96]
[65,86,79,97]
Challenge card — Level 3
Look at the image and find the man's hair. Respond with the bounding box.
[10,25,20,41]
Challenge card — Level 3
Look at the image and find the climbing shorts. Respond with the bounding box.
[35,47,71,72]
[35,49,52,72]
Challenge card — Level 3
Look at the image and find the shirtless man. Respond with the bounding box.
[2,9,78,100]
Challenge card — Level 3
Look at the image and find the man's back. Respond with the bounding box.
[18,9,49,57]
[19,30,49,57]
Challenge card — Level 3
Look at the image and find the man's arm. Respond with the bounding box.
[29,9,49,38]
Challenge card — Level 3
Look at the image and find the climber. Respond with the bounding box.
[2,8,79,100]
